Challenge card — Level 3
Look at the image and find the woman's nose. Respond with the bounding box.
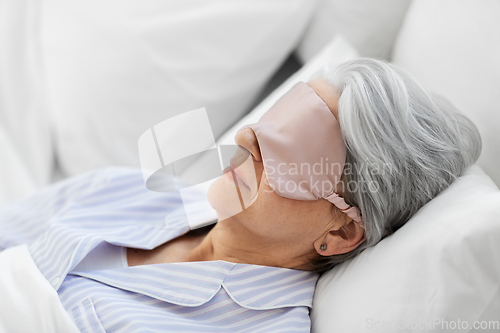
[234,127,262,162]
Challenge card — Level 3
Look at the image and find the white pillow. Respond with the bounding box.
[40,0,316,177]
[179,34,360,180]
[311,165,500,332]
[0,124,38,206]
[296,0,412,63]
[391,0,500,186]
[0,0,54,204]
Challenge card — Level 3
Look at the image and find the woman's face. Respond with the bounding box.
[207,78,346,250]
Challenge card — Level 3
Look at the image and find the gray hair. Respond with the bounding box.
[310,58,482,273]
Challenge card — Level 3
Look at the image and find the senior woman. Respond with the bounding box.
[0,58,481,332]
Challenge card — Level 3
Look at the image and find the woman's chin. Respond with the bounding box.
[207,177,246,222]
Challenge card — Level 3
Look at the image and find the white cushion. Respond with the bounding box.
[179,34,360,180]
[40,0,316,177]
[311,165,500,332]
[0,245,80,333]
[0,124,38,206]
[296,0,412,63]
[0,0,54,203]
[391,0,500,186]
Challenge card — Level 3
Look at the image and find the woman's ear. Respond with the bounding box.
[313,219,366,256]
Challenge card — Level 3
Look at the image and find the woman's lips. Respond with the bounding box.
[224,164,251,190]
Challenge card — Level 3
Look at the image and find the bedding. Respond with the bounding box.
[0,0,53,205]
[311,165,500,332]
[0,124,38,206]
[296,0,412,62]
[0,245,79,333]
[40,0,316,179]
[0,0,317,205]
[391,0,500,186]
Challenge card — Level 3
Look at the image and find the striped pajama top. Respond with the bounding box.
[0,168,319,332]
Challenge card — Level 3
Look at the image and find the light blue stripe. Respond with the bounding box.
[61,279,311,332]
[1,168,317,332]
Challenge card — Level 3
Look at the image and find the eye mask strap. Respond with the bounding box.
[324,192,364,228]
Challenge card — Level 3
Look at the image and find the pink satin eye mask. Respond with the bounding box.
[239,82,363,226]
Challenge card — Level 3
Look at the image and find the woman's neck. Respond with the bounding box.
[187,220,315,270]
[128,219,316,270]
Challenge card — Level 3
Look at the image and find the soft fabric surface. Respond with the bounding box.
[0,123,37,207]
[0,0,53,204]
[311,165,500,332]
[40,0,316,178]
[0,245,79,333]
[391,0,500,186]
[0,0,316,204]
[296,0,411,62]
